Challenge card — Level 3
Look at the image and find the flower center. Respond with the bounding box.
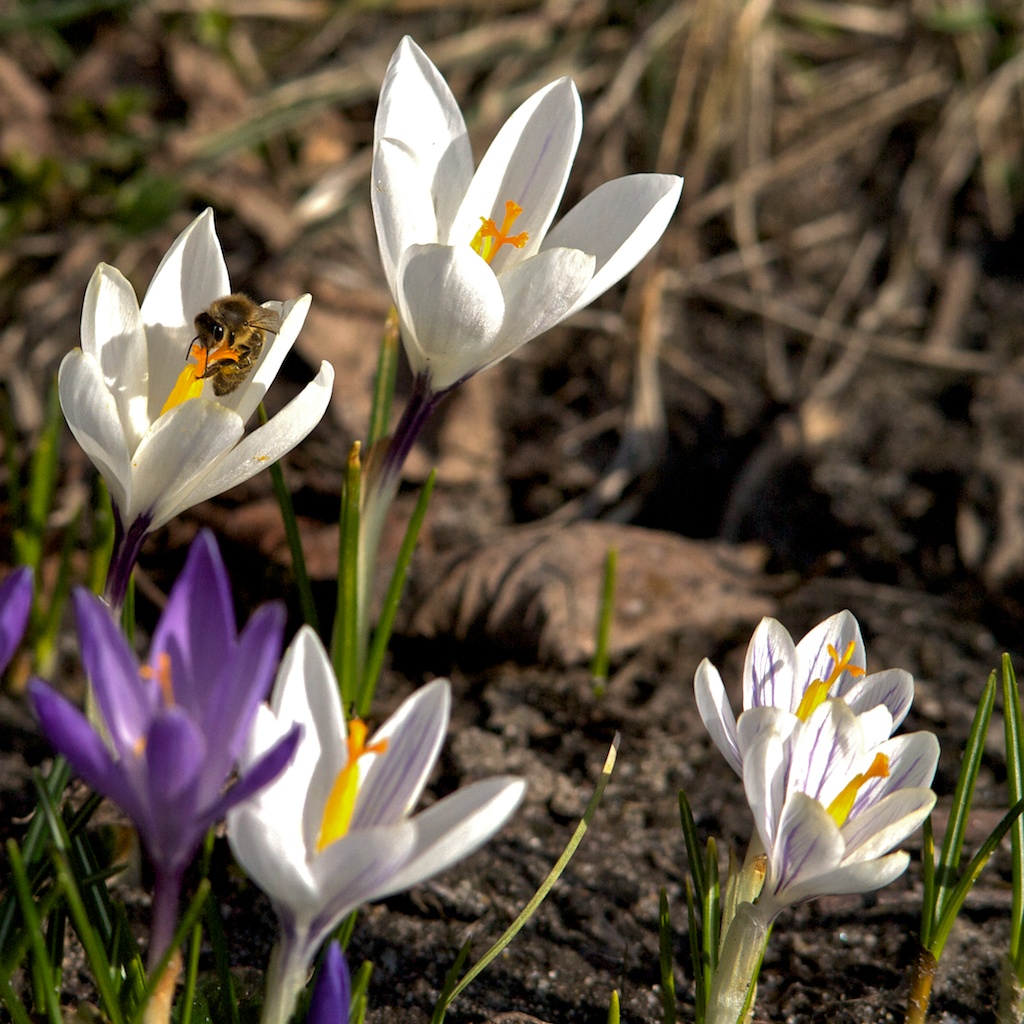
[134,652,174,755]
[160,338,242,415]
[471,200,529,264]
[316,719,389,852]
[795,642,865,721]
[826,751,890,827]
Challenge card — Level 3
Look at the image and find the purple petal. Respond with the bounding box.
[73,588,157,753]
[29,680,142,821]
[197,602,285,797]
[207,724,302,824]
[141,709,206,872]
[0,566,32,674]
[308,942,351,1024]
[151,532,237,716]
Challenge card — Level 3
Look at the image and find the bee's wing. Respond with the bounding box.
[250,306,282,334]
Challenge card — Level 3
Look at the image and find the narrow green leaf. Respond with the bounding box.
[332,442,362,707]
[7,840,63,1024]
[591,546,618,694]
[259,402,319,633]
[366,307,400,449]
[933,672,997,926]
[349,960,374,1024]
[919,816,936,948]
[607,988,621,1024]
[678,790,706,905]
[358,469,436,716]
[685,880,706,1023]
[930,797,1024,960]
[658,888,677,1024]
[436,737,620,1016]
[1004,654,1024,967]
[703,838,720,979]
[430,941,472,1024]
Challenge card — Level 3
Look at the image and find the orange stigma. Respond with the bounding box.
[795,641,866,721]
[471,200,529,263]
[826,752,890,827]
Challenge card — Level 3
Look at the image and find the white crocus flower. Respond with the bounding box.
[694,610,915,777]
[227,627,525,1024]
[744,697,938,917]
[371,36,684,393]
[58,209,334,609]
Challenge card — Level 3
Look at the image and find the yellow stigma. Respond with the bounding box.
[471,200,529,264]
[826,751,889,827]
[161,342,209,415]
[316,719,389,853]
[795,642,865,721]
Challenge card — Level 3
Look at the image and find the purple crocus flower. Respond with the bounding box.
[0,566,32,675]
[30,532,299,967]
[307,942,351,1024]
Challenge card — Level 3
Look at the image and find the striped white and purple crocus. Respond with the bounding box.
[742,696,938,919]
[0,566,32,675]
[30,532,299,968]
[694,610,915,779]
[58,209,334,610]
[227,626,525,1024]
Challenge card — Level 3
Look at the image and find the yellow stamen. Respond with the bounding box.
[471,200,529,263]
[140,652,175,707]
[160,342,209,415]
[316,719,389,853]
[794,678,831,722]
[826,752,889,827]
[795,641,866,721]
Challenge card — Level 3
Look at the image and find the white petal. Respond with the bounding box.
[285,630,354,853]
[788,700,864,807]
[743,617,797,712]
[743,729,789,853]
[140,210,231,423]
[228,801,320,914]
[372,139,443,297]
[844,668,914,730]
[371,777,526,897]
[735,707,797,765]
[353,679,450,829]
[225,294,312,423]
[451,78,582,270]
[397,244,504,389]
[152,362,335,527]
[794,610,865,693]
[769,791,844,898]
[131,399,244,526]
[694,658,741,775]
[775,851,910,909]
[488,247,595,363]
[851,731,939,815]
[58,350,132,515]
[80,264,150,449]
[306,824,419,938]
[841,786,936,862]
[374,37,473,235]
[543,174,683,317]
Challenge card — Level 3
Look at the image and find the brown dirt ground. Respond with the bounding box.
[2,2,1024,1022]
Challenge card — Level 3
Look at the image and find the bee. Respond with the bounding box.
[190,294,281,396]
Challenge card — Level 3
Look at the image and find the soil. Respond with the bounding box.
[2,2,1023,1023]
